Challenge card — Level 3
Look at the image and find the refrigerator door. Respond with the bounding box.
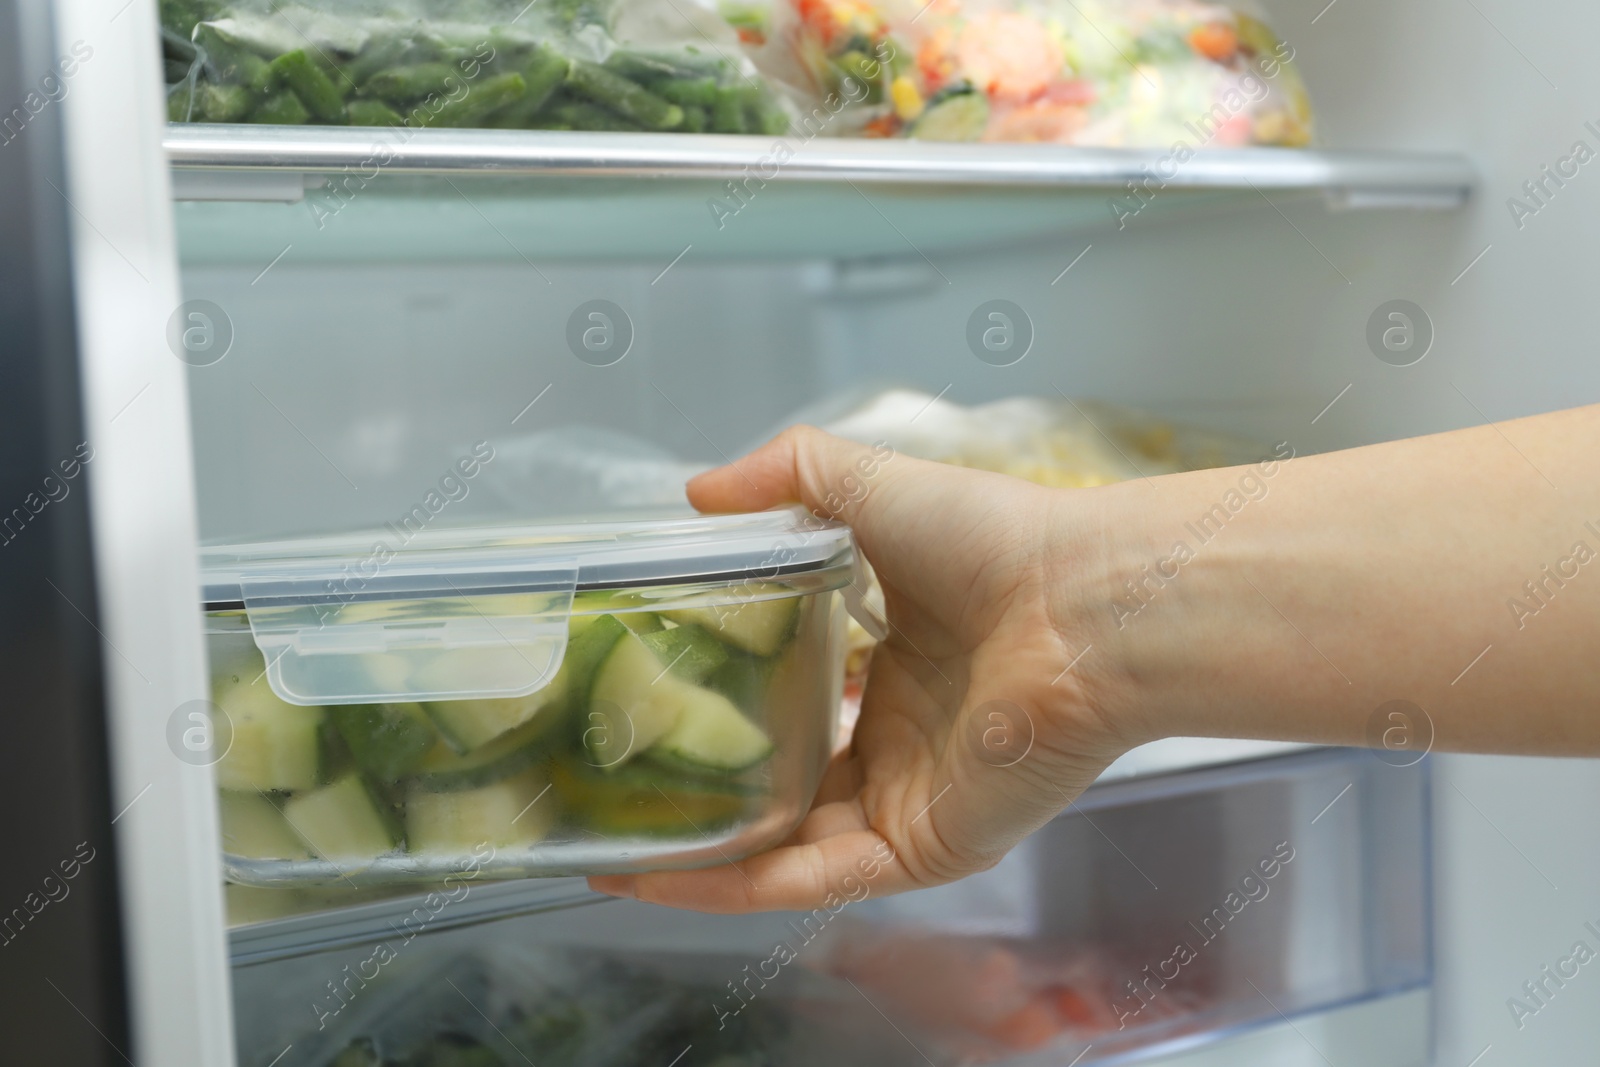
[6,0,238,1062]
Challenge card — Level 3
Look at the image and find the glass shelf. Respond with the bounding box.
[167,125,1474,262]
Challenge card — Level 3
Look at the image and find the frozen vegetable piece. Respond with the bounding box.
[405,767,556,852]
[408,711,561,792]
[710,89,745,133]
[656,76,719,108]
[586,631,689,767]
[426,71,528,127]
[346,98,403,127]
[679,105,708,132]
[603,50,704,85]
[218,791,309,860]
[639,623,729,683]
[212,672,326,792]
[647,684,771,772]
[911,86,989,142]
[564,60,683,130]
[196,82,253,122]
[193,24,272,95]
[422,671,566,754]
[664,593,798,656]
[281,774,403,860]
[548,98,645,132]
[268,49,347,122]
[250,91,310,125]
[519,44,571,107]
[737,84,790,135]
[362,61,462,104]
[329,701,437,782]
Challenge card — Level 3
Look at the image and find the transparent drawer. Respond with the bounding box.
[229,747,1429,1066]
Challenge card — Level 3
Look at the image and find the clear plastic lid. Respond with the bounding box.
[199,508,882,707]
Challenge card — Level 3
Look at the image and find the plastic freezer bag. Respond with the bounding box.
[753,0,1313,144]
[159,0,792,133]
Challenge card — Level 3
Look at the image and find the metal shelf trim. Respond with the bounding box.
[165,123,1475,198]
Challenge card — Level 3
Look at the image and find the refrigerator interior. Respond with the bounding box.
[156,0,1600,1063]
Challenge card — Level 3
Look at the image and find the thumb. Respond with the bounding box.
[686,426,894,528]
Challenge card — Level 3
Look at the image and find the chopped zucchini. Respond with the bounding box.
[663,593,799,656]
[550,761,747,835]
[408,712,559,792]
[422,665,566,754]
[640,623,728,683]
[329,701,437,782]
[648,686,772,772]
[617,611,664,634]
[405,768,556,852]
[562,612,629,703]
[281,774,403,860]
[586,631,686,768]
[218,791,310,860]
[212,671,326,792]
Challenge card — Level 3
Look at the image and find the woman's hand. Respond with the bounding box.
[587,426,1130,912]
[586,404,1600,912]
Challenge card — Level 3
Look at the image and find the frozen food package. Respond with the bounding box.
[159,0,793,133]
[757,0,1314,145]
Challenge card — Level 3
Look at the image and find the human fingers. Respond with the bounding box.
[686,424,892,521]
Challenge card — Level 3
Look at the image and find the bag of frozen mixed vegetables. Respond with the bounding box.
[159,0,793,133]
[758,0,1314,145]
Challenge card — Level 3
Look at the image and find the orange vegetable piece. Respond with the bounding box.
[1189,21,1238,62]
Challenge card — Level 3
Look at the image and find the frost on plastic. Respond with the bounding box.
[753,0,1315,144]
[158,0,793,132]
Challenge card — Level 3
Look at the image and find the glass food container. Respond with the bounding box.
[199,509,880,887]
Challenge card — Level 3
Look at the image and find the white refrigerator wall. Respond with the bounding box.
[177,0,1600,1063]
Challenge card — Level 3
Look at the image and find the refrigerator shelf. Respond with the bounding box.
[166,124,1474,201]
[168,130,1474,262]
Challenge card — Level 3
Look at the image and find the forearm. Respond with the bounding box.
[1074,404,1600,756]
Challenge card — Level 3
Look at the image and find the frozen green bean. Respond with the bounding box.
[425,72,527,127]
[710,88,745,133]
[194,24,273,95]
[346,98,403,127]
[362,62,460,105]
[679,104,708,132]
[604,51,699,85]
[550,100,645,132]
[251,91,310,125]
[565,60,683,130]
[737,84,789,134]
[269,50,346,122]
[346,35,413,87]
[656,76,719,108]
[484,48,569,128]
